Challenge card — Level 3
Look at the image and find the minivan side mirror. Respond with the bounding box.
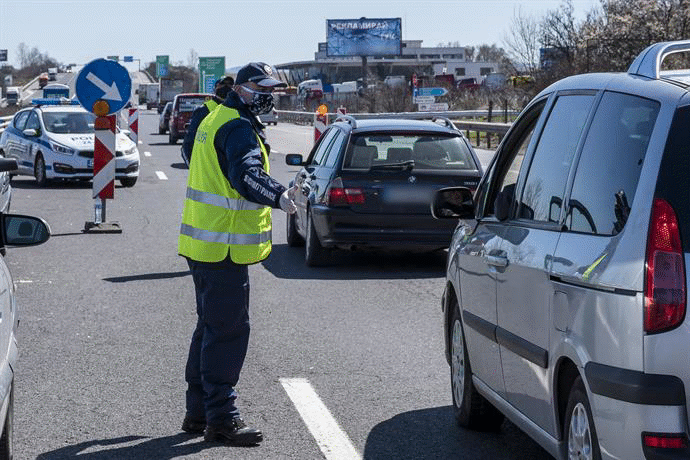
[2,214,51,247]
[285,154,304,166]
[22,128,39,137]
[432,187,475,219]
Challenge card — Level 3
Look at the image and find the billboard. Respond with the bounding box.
[198,56,226,93]
[327,18,402,57]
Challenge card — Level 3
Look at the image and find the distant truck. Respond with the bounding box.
[43,83,70,99]
[138,82,160,110]
[5,87,21,106]
[48,67,58,81]
[158,79,184,113]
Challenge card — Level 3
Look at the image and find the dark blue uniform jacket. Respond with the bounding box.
[198,91,285,208]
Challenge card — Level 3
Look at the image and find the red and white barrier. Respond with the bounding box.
[93,115,116,201]
[128,108,138,144]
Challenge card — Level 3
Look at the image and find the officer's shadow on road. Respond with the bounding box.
[35,433,257,459]
[262,243,446,280]
[363,406,551,460]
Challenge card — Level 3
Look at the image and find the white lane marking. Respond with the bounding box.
[144,151,151,157]
[155,171,168,180]
[280,378,361,460]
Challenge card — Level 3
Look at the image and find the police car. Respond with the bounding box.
[0,100,140,187]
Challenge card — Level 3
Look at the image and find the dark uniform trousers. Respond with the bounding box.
[185,255,250,425]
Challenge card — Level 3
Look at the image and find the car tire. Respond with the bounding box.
[305,209,330,267]
[120,177,137,188]
[34,154,48,187]
[564,376,601,460]
[450,299,504,431]
[286,211,304,247]
[0,380,14,460]
[158,126,165,135]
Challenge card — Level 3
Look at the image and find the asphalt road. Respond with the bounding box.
[6,112,551,459]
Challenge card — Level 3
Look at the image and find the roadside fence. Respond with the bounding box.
[276,109,513,149]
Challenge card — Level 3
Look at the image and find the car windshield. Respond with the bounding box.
[343,133,476,170]
[43,111,96,134]
[177,97,208,112]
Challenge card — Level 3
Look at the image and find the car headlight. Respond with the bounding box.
[50,141,75,155]
[123,144,138,156]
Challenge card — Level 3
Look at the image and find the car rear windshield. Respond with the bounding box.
[43,111,96,134]
[343,133,476,170]
[177,97,208,112]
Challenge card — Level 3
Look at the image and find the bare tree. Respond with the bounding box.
[503,7,541,75]
[187,49,199,68]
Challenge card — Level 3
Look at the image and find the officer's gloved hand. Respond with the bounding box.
[279,186,298,214]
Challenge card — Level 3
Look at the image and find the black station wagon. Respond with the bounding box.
[285,116,483,266]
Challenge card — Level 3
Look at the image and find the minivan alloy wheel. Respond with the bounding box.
[451,318,465,404]
[568,402,593,460]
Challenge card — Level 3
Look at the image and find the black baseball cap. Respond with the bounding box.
[235,62,286,88]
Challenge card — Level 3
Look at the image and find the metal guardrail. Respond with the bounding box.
[0,115,12,134]
[276,109,512,149]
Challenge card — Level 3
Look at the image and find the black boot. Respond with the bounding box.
[204,416,263,446]
[181,415,206,434]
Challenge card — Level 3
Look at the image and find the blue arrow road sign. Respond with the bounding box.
[416,87,448,97]
[75,58,132,115]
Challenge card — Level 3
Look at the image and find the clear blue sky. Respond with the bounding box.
[0,0,600,71]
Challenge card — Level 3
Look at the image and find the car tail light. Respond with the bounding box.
[643,432,688,449]
[326,177,365,206]
[645,198,686,333]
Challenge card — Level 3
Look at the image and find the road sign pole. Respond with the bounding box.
[76,58,131,233]
[84,114,121,233]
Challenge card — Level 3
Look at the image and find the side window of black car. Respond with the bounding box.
[309,129,337,166]
[324,130,347,169]
[566,92,660,235]
[518,94,595,223]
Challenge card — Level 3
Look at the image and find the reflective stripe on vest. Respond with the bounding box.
[180,224,271,245]
[185,187,268,211]
[178,104,272,264]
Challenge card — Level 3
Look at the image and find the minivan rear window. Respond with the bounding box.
[343,133,476,170]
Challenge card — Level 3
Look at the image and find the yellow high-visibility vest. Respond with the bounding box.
[178,104,272,264]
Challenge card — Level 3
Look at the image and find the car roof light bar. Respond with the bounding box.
[628,40,690,80]
[31,98,80,106]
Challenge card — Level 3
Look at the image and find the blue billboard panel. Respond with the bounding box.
[327,18,402,57]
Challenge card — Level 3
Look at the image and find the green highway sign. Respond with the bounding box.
[198,56,226,93]
[156,55,169,78]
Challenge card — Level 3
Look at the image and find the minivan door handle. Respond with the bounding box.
[486,252,508,268]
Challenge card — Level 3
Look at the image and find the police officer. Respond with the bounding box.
[181,76,234,166]
[178,62,296,446]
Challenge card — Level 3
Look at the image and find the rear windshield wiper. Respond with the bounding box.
[370,160,415,171]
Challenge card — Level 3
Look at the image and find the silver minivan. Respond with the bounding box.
[433,41,690,459]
